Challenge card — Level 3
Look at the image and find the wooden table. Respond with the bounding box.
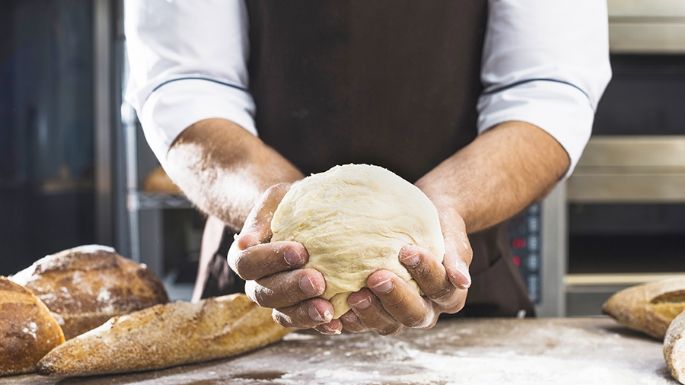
[6,317,678,385]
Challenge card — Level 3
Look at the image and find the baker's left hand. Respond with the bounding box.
[313,209,473,335]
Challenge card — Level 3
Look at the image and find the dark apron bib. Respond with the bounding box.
[195,0,534,317]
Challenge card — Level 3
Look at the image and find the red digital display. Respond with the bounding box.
[512,238,526,249]
[512,255,521,267]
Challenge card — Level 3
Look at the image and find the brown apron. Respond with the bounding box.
[194,0,535,317]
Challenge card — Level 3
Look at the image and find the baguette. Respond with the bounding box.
[602,278,685,339]
[0,277,64,376]
[11,245,169,339]
[664,311,685,384]
[37,294,290,377]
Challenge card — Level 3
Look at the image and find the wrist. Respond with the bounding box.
[415,177,474,273]
[415,176,469,232]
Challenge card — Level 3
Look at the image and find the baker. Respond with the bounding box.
[125,0,611,335]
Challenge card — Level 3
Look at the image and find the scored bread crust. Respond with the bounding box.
[602,278,685,339]
[0,277,65,376]
[37,294,290,377]
[664,311,685,384]
[11,245,169,339]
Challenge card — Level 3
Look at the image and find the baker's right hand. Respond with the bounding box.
[227,183,339,333]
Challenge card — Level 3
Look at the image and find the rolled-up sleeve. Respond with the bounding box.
[124,0,255,164]
[478,0,612,176]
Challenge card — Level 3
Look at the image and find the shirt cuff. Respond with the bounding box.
[138,78,256,165]
[477,80,594,178]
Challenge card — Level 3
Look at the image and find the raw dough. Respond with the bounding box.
[271,164,445,318]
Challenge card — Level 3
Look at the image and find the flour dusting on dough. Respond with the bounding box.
[271,164,445,318]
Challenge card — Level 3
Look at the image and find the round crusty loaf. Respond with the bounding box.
[665,311,685,384]
[11,245,169,340]
[0,276,65,376]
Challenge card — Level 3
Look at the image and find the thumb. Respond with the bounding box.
[441,217,472,290]
[237,183,292,249]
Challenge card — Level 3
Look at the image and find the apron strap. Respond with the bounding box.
[192,216,242,301]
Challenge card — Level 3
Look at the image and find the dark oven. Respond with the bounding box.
[564,0,685,315]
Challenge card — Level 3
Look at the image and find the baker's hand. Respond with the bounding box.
[227,183,339,333]
[328,210,473,335]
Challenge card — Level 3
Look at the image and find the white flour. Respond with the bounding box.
[4,319,676,385]
[21,321,38,340]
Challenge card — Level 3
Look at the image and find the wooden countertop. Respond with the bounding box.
[6,317,678,385]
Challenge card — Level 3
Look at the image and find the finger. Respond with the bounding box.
[440,289,468,314]
[245,268,325,308]
[441,217,472,289]
[347,289,404,335]
[271,298,334,329]
[367,270,434,328]
[399,245,456,306]
[339,311,368,333]
[230,241,308,280]
[237,183,292,249]
[314,319,343,335]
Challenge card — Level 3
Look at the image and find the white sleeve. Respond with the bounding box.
[124,0,255,164]
[478,0,612,177]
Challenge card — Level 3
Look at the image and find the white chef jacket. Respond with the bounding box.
[125,0,611,176]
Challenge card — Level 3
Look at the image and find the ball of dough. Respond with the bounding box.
[271,164,445,318]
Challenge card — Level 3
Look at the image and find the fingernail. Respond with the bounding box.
[283,248,303,266]
[451,260,471,289]
[308,306,326,322]
[299,275,322,296]
[322,309,333,323]
[370,278,393,294]
[350,297,371,310]
[400,250,420,268]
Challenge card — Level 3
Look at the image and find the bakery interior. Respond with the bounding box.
[2,0,685,384]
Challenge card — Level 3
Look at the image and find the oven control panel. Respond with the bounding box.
[508,203,542,304]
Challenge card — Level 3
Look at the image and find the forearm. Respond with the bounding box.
[166,118,303,231]
[417,121,569,233]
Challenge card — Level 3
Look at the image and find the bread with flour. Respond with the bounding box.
[11,245,169,339]
[38,294,290,376]
[664,311,685,384]
[0,277,64,376]
[603,278,685,339]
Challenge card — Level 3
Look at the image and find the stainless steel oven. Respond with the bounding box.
[563,0,685,315]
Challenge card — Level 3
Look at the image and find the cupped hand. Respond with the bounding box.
[227,183,340,332]
[319,209,473,335]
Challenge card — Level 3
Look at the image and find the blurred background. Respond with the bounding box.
[0,0,683,315]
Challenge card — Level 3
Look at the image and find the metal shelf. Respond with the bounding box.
[565,273,685,287]
[564,273,685,316]
[128,191,193,210]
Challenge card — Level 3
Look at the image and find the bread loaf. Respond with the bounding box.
[0,277,64,376]
[602,278,685,339]
[143,166,183,195]
[38,294,290,376]
[11,245,169,339]
[664,311,685,384]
